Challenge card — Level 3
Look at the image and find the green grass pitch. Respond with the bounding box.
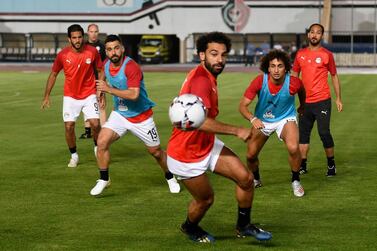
[0,70,376,250]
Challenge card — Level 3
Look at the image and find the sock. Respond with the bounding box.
[100,169,109,181]
[93,139,97,146]
[165,171,174,180]
[182,217,198,233]
[292,170,300,182]
[327,156,335,167]
[252,168,260,181]
[69,147,77,154]
[237,206,251,228]
[85,127,91,136]
[301,158,307,169]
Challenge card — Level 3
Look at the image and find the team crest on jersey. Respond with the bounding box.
[315,57,322,64]
[64,112,70,119]
[86,58,91,64]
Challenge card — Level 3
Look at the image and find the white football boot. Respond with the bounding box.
[90,179,111,196]
[67,155,79,168]
[292,180,305,197]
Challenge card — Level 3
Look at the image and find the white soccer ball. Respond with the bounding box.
[169,94,206,131]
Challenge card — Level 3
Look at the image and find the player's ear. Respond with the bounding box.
[199,51,205,61]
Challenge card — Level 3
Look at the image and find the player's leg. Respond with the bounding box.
[79,119,92,139]
[63,97,82,167]
[315,99,336,176]
[280,120,304,197]
[180,174,215,242]
[146,145,180,193]
[246,127,268,188]
[299,103,315,173]
[90,127,119,196]
[130,116,180,193]
[90,111,124,196]
[82,94,101,156]
[214,146,272,241]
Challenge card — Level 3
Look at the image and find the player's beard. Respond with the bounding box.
[110,54,122,64]
[309,38,321,46]
[204,60,225,77]
[71,41,83,50]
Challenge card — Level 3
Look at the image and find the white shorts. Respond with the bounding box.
[63,95,99,122]
[167,137,225,180]
[260,116,297,140]
[103,111,160,147]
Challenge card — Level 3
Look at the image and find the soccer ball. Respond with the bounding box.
[169,94,206,131]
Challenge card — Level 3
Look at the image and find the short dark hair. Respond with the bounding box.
[104,34,123,45]
[308,23,324,34]
[196,32,231,55]
[259,49,291,73]
[67,24,84,38]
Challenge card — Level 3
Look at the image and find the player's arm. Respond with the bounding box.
[41,71,58,109]
[95,80,140,101]
[330,73,343,112]
[239,96,263,129]
[199,117,251,142]
[291,54,301,78]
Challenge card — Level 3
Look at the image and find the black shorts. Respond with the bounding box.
[299,98,334,148]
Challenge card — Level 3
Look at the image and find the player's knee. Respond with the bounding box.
[286,142,299,156]
[246,152,258,161]
[149,147,163,159]
[320,133,334,148]
[238,172,253,192]
[197,195,214,210]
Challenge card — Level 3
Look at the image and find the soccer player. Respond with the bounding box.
[166,32,272,243]
[89,35,180,195]
[41,24,103,168]
[239,49,305,197]
[80,23,107,139]
[292,23,343,176]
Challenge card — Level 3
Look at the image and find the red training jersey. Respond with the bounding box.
[167,65,219,163]
[244,74,303,101]
[108,58,152,123]
[292,47,337,103]
[52,44,102,99]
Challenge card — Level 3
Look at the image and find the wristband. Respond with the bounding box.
[250,117,257,124]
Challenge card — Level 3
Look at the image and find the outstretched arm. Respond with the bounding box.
[199,117,252,142]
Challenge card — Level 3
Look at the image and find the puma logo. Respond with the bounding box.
[321,110,328,115]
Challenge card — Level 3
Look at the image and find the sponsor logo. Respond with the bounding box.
[66,59,71,64]
[221,0,250,32]
[263,110,275,119]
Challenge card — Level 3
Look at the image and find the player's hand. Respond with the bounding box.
[336,98,343,112]
[237,127,252,142]
[251,118,264,130]
[96,80,111,93]
[41,98,50,109]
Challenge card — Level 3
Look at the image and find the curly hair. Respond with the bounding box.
[196,32,232,55]
[259,49,291,73]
